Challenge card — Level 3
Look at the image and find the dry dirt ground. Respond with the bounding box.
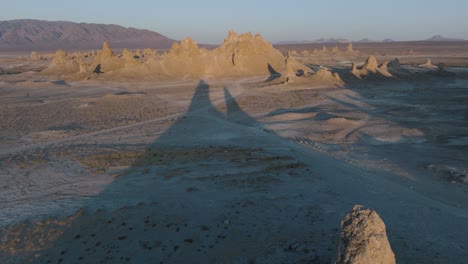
[0,53,467,263]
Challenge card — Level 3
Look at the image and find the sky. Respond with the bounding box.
[2,0,468,44]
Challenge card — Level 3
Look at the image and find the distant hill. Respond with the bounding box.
[357,38,374,43]
[276,38,349,45]
[0,19,176,51]
[382,38,395,43]
[314,38,349,44]
[425,35,465,42]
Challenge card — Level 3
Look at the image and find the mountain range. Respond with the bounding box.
[0,19,466,51]
[425,35,465,42]
[0,19,175,51]
[276,35,465,45]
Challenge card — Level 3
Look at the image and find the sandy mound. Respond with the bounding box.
[335,205,395,264]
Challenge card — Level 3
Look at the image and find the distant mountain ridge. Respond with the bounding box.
[276,38,349,45]
[0,19,176,51]
[425,35,465,42]
[277,35,466,45]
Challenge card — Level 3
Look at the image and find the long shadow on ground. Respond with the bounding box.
[1,80,337,263]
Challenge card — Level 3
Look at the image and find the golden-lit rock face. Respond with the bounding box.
[42,30,351,81]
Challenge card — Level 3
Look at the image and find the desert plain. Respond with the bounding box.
[0,33,467,263]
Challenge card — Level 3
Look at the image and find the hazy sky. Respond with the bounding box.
[2,0,468,44]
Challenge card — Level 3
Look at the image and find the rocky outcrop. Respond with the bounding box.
[155,30,286,78]
[335,205,395,264]
[362,55,379,72]
[289,50,299,56]
[211,30,285,76]
[91,42,124,73]
[352,56,396,79]
[51,49,69,65]
[122,48,139,66]
[284,52,310,80]
[310,68,344,87]
[157,38,209,77]
[345,43,359,55]
[301,50,311,56]
[322,45,329,53]
[312,45,331,56]
[142,48,158,57]
[101,42,114,60]
[419,58,437,69]
[332,46,343,55]
[167,38,202,57]
[376,62,393,77]
[42,49,80,75]
[378,58,410,77]
[43,30,288,79]
[30,51,40,61]
[134,49,142,58]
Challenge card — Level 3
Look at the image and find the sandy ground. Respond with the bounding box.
[0,54,467,263]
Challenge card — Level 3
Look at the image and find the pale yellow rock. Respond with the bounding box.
[345,43,359,55]
[332,46,342,55]
[122,48,139,66]
[335,205,396,264]
[290,50,299,56]
[322,45,329,53]
[301,50,311,56]
[30,51,40,61]
[363,55,379,72]
[143,48,158,57]
[101,42,114,60]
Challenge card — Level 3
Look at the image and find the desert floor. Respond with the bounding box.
[0,53,467,263]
